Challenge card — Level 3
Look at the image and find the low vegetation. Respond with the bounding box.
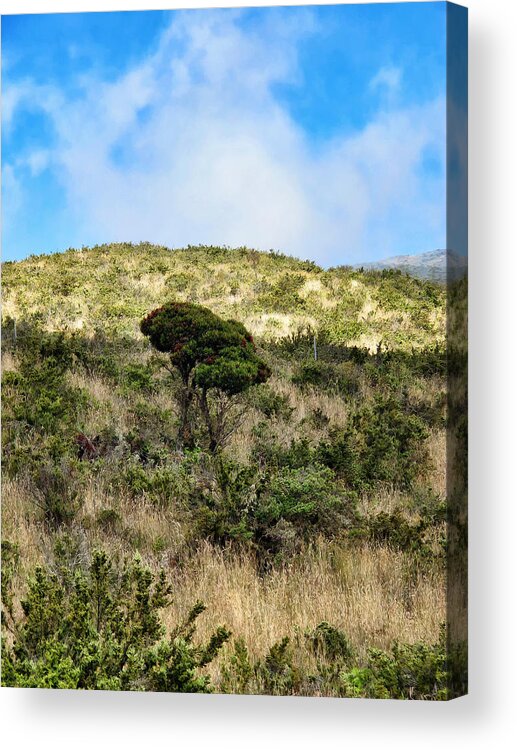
[1,243,466,697]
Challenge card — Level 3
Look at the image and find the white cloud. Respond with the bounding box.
[24,149,51,176]
[369,65,402,94]
[3,12,445,266]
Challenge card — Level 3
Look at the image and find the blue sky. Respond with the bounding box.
[2,3,451,266]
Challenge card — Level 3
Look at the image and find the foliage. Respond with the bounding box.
[220,636,298,695]
[219,622,456,700]
[340,634,450,700]
[256,464,353,540]
[292,360,360,397]
[140,301,270,394]
[318,395,429,490]
[30,458,86,527]
[2,330,88,475]
[1,550,230,691]
[116,460,192,509]
[191,456,354,558]
[248,385,294,420]
[3,243,446,349]
[258,273,306,313]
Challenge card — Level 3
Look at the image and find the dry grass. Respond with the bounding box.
[165,540,445,686]
[226,376,349,463]
[2,473,445,691]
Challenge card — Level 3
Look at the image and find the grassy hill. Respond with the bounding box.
[2,243,466,697]
[2,242,446,351]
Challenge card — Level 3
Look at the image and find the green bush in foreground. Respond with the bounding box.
[340,637,449,700]
[220,623,455,699]
[1,550,230,691]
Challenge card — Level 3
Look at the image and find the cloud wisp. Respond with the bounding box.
[3,10,446,266]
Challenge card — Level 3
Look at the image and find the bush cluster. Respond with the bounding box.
[318,395,429,490]
[2,548,229,691]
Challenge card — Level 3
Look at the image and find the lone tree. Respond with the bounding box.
[141,302,271,452]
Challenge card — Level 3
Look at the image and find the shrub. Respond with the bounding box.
[306,621,354,664]
[190,457,257,546]
[2,329,89,477]
[257,273,306,313]
[256,464,353,540]
[292,361,359,396]
[116,461,191,508]
[340,636,450,700]
[249,385,294,420]
[220,637,254,694]
[251,429,313,470]
[303,621,355,695]
[30,458,86,527]
[219,625,458,699]
[318,396,429,490]
[121,363,155,393]
[221,636,299,696]
[351,509,432,556]
[1,550,230,691]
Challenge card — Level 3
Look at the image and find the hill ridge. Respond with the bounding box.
[2,242,446,353]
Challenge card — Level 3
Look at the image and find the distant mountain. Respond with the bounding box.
[354,249,467,283]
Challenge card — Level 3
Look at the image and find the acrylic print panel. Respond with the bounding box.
[1,2,467,699]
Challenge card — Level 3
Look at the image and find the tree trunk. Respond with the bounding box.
[199,389,218,454]
[178,380,194,450]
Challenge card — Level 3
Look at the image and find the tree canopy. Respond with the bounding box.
[140,302,271,450]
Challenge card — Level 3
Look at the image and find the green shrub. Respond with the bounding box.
[249,385,294,420]
[221,636,298,696]
[257,464,353,539]
[352,509,431,555]
[303,621,355,695]
[190,459,354,556]
[121,363,155,393]
[220,637,254,693]
[1,550,230,691]
[292,361,360,397]
[29,458,86,527]
[306,621,354,663]
[219,625,458,699]
[251,429,314,470]
[257,273,306,313]
[191,457,257,546]
[258,636,298,694]
[2,329,89,477]
[116,461,191,508]
[340,635,450,700]
[318,395,429,490]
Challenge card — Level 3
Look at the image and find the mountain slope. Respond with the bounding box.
[2,243,446,352]
[354,249,467,283]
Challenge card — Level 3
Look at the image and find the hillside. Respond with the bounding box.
[1,243,466,697]
[2,242,446,352]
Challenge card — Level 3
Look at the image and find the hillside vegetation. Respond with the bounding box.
[2,242,446,350]
[2,243,464,698]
